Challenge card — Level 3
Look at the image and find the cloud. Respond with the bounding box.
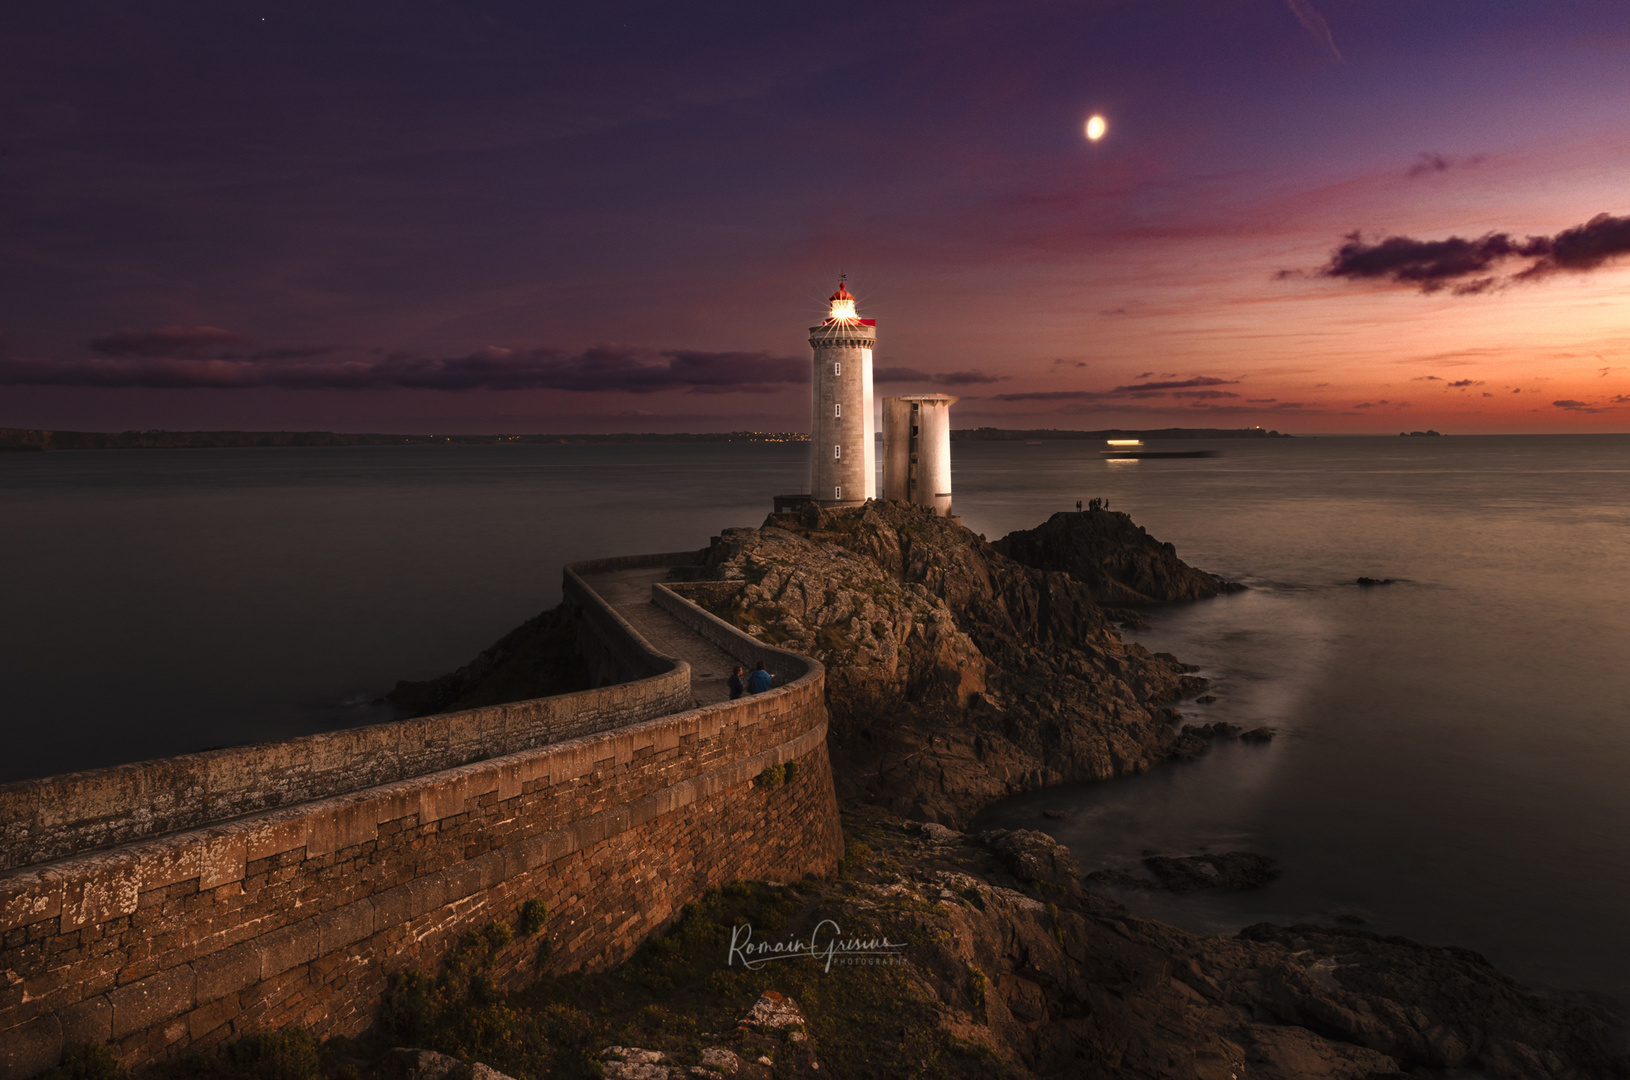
[1408,153,1450,178]
[1553,399,1604,413]
[1246,397,1277,403]
[1287,0,1343,61]
[0,344,809,394]
[994,373,1240,404]
[874,366,933,383]
[1413,375,1443,381]
[89,325,250,356]
[1447,379,1483,388]
[993,389,1115,403]
[936,369,1007,385]
[1406,152,1485,179]
[1614,395,1630,404]
[1112,376,1239,393]
[1171,390,1240,400]
[247,346,338,360]
[1308,212,1630,295]
[874,366,1005,386]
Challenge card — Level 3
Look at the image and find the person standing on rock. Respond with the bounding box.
[728,665,745,699]
[747,661,773,694]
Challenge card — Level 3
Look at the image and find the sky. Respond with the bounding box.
[4,1,1630,434]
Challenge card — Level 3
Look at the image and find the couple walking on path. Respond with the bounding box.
[728,662,773,699]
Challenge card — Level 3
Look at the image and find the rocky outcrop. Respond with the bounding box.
[839,815,1629,1079]
[974,828,1084,897]
[683,501,1210,825]
[386,604,590,716]
[994,509,1243,605]
[1088,851,1281,892]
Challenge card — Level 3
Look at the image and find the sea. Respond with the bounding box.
[3,436,1628,1003]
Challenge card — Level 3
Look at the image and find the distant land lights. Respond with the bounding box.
[1085,115,1107,142]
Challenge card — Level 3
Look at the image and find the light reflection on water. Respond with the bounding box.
[965,434,1630,1001]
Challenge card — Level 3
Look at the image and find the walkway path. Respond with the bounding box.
[580,567,741,706]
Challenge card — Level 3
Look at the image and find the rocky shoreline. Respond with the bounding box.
[677,502,1233,827]
[125,503,1628,1080]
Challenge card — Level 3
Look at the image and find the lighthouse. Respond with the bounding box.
[808,281,876,505]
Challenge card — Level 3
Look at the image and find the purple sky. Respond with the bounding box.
[5,1,1630,433]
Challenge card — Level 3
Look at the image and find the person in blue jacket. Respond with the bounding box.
[747,661,774,694]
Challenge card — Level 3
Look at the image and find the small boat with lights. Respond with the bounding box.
[1100,439,1219,459]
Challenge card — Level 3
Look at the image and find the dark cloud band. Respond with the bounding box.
[0,344,808,394]
[1313,212,1630,295]
[995,375,1238,403]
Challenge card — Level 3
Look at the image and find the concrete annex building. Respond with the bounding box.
[803,281,957,516]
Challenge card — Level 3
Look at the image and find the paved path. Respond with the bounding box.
[580,567,742,707]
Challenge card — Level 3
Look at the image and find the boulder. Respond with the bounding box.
[975,828,1083,895]
[1088,850,1280,892]
[993,509,1243,604]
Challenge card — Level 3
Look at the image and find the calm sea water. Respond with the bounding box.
[3,436,1628,1000]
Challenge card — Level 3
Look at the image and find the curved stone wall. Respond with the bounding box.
[0,557,697,874]
[0,561,842,1079]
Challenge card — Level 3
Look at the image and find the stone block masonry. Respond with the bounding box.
[0,553,701,874]
[0,555,842,1078]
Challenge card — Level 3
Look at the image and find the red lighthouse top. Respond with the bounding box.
[824,280,874,325]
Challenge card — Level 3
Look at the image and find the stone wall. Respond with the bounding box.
[0,565,842,1079]
[0,557,695,875]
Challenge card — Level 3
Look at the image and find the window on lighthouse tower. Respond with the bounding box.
[834,445,841,459]
[834,403,841,418]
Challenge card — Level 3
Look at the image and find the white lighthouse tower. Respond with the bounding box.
[808,281,876,506]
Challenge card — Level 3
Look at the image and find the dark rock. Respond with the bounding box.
[1088,850,1280,892]
[1182,721,1241,740]
[387,604,591,716]
[1356,576,1397,587]
[993,509,1244,605]
[1170,731,1211,760]
[1041,809,1066,820]
[1241,726,1277,743]
[1103,606,1148,630]
[974,828,1082,895]
[1231,923,1628,1078]
[1194,694,1217,704]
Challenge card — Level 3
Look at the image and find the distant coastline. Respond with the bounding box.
[0,428,811,451]
[0,425,1289,451]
